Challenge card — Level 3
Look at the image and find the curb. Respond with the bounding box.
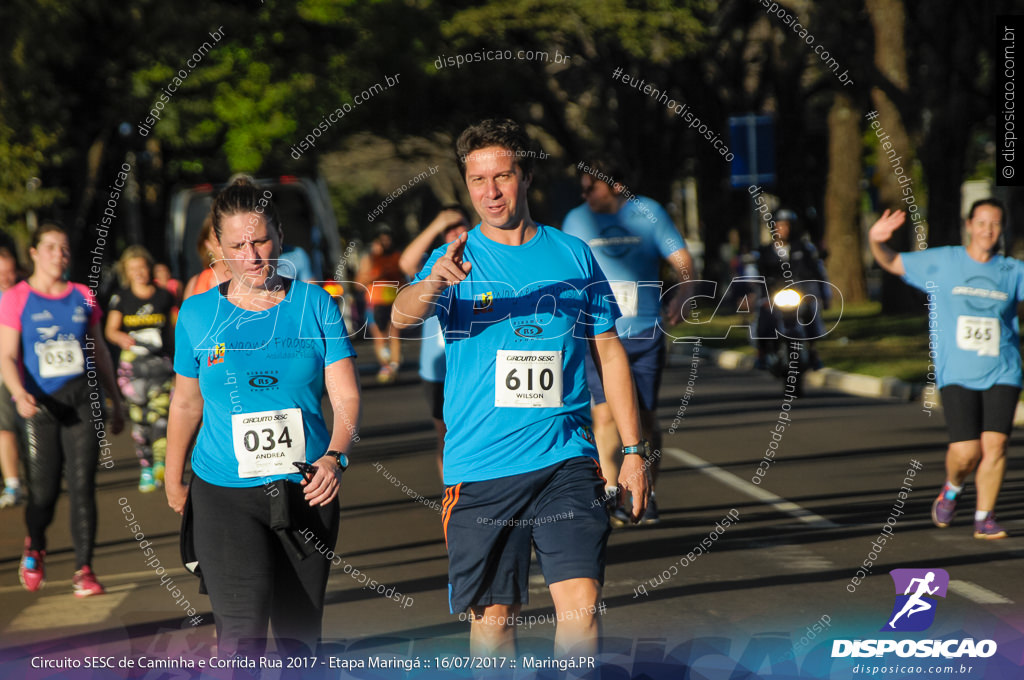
[667,342,913,401]
[673,345,1024,423]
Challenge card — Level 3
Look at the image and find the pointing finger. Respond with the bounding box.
[446,232,468,259]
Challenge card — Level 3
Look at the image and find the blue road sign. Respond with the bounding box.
[729,115,776,187]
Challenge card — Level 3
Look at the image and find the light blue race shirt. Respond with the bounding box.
[175,280,355,487]
[902,246,1024,390]
[414,225,620,484]
[562,196,686,338]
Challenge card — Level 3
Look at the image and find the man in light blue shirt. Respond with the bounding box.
[393,120,648,658]
[563,158,692,525]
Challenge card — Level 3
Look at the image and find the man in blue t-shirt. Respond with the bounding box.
[870,199,1024,539]
[393,119,648,658]
[562,158,691,526]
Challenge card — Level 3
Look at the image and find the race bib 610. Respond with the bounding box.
[494,350,563,408]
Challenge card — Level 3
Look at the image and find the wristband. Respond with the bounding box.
[622,440,653,460]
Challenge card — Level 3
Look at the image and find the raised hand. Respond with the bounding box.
[429,231,472,288]
[429,208,468,236]
[869,209,906,243]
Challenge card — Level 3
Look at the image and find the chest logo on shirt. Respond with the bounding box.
[589,226,642,258]
[207,343,226,366]
[72,306,87,324]
[247,371,280,390]
[37,325,60,341]
[952,276,1008,313]
[30,310,54,323]
[513,323,544,338]
[124,313,166,328]
[473,292,494,315]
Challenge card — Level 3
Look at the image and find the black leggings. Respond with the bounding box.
[190,475,340,659]
[23,377,100,569]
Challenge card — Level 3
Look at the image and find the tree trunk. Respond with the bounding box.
[866,0,918,312]
[824,92,867,304]
[911,2,986,249]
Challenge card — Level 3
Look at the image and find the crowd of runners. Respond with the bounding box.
[0,117,1017,660]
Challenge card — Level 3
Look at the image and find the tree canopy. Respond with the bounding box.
[0,0,1011,296]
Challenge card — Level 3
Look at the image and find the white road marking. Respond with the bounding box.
[948,580,1013,605]
[662,447,838,529]
[6,589,133,632]
[749,542,835,571]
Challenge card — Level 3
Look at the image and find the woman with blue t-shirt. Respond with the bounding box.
[870,199,1024,539]
[165,179,360,658]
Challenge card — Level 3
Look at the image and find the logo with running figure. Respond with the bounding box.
[882,568,949,632]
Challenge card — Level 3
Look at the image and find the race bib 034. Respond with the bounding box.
[231,408,306,478]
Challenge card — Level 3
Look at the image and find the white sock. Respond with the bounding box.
[975,510,990,522]
[4,478,19,489]
[942,482,963,499]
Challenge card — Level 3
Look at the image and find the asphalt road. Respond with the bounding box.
[1,340,1022,679]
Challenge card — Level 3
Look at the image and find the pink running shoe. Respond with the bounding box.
[19,538,45,592]
[72,565,106,597]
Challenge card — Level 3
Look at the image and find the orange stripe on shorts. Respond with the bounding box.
[442,482,462,549]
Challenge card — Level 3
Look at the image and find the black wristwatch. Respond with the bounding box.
[621,440,653,461]
[327,450,349,472]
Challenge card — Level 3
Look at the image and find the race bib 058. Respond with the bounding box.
[35,339,85,379]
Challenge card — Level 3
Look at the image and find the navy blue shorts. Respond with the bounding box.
[442,456,610,614]
[585,334,665,411]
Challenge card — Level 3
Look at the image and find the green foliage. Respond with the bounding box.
[0,0,1003,267]
[443,0,708,64]
[0,119,62,242]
